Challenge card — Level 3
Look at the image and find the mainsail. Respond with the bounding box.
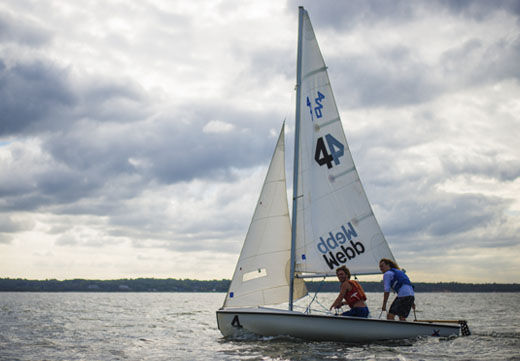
[224,124,307,308]
[293,10,395,276]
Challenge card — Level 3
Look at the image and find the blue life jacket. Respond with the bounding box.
[389,268,413,293]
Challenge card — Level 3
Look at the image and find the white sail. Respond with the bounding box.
[224,124,307,308]
[293,10,395,276]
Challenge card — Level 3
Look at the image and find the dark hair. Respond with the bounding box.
[379,258,399,269]
[336,265,351,279]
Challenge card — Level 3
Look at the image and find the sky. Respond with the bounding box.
[1,0,519,283]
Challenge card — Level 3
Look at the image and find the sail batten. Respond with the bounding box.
[317,117,341,129]
[330,166,356,179]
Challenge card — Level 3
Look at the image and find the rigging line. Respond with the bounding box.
[283,82,296,124]
[305,276,327,314]
[313,295,331,313]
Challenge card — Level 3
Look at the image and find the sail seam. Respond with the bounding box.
[240,250,290,260]
[303,66,327,80]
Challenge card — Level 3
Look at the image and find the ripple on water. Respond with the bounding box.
[1,292,519,361]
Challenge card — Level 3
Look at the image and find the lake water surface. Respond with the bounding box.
[0,292,519,360]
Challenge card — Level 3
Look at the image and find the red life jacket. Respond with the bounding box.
[344,280,367,308]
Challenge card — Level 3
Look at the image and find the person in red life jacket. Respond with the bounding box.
[379,258,415,321]
[330,265,369,317]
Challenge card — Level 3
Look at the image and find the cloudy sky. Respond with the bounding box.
[1,0,519,283]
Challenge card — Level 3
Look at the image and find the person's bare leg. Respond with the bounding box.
[387,313,396,320]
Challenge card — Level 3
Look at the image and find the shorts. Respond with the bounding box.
[341,306,369,318]
[389,296,414,318]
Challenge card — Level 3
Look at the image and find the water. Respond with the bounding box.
[0,292,519,360]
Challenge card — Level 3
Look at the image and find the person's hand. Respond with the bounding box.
[381,305,386,311]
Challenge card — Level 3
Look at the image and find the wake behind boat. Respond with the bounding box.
[216,7,469,342]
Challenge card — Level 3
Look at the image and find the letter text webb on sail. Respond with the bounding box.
[315,222,366,270]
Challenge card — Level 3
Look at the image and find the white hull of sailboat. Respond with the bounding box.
[217,308,460,342]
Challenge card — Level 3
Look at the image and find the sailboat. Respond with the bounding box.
[216,7,468,342]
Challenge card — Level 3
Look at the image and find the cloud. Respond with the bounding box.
[0,10,52,47]
[0,0,518,282]
[203,120,235,134]
[287,0,520,29]
[0,60,76,135]
[0,214,34,233]
[288,0,520,110]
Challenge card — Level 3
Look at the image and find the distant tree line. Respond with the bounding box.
[0,278,518,292]
[0,278,230,292]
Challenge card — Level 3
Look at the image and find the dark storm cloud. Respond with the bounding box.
[41,100,277,183]
[137,107,277,184]
[0,59,76,135]
[0,55,153,137]
[0,57,158,212]
[0,75,280,214]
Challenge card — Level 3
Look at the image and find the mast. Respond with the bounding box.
[289,6,304,311]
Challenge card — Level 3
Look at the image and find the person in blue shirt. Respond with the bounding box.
[379,258,415,321]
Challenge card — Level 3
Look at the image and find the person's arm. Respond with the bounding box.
[382,291,390,311]
[382,271,391,311]
[330,282,350,310]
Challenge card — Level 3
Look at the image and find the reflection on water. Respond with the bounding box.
[0,292,519,360]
